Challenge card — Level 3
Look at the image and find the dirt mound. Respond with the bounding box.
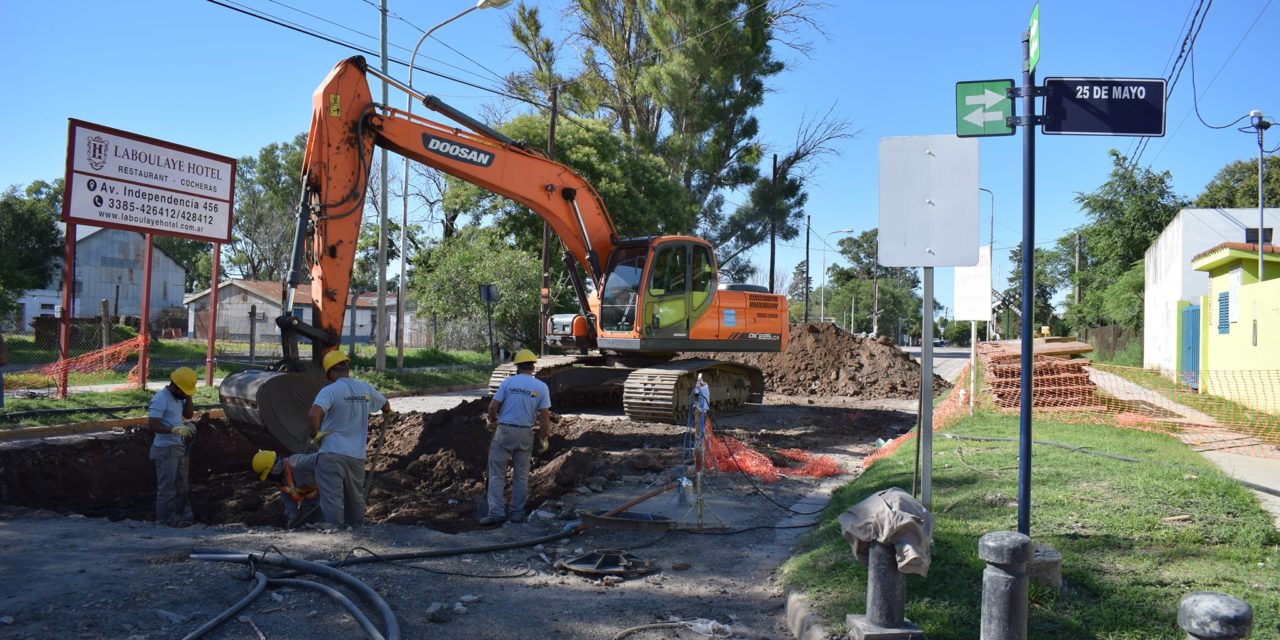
[686,322,949,398]
[0,401,619,533]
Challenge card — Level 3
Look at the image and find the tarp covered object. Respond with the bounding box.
[837,487,934,576]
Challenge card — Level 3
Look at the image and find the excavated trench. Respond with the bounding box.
[0,400,634,533]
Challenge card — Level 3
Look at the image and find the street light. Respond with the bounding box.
[819,227,854,322]
[979,187,994,341]
[397,0,511,369]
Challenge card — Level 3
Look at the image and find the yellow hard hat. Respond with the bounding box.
[512,349,537,365]
[322,350,350,373]
[170,367,197,397]
[252,450,277,481]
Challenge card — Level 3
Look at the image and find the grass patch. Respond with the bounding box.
[354,366,492,394]
[780,409,1280,638]
[1,386,222,428]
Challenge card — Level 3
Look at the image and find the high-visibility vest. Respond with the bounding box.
[278,460,318,504]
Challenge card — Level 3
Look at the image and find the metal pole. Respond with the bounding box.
[205,243,221,386]
[920,267,934,510]
[1252,111,1268,280]
[541,86,559,355]
[970,320,977,415]
[981,187,995,341]
[804,215,810,321]
[375,0,390,373]
[249,304,257,365]
[58,222,77,398]
[1017,28,1037,537]
[140,233,154,390]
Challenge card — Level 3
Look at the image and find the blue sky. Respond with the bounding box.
[2,1,1276,316]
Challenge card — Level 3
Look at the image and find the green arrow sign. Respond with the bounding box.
[956,80,1015,137]
[1029,3,1040,72]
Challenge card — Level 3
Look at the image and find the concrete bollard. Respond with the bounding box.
[846,541,923,639]
[978,531,1032,640]
[1177,592,1252,640]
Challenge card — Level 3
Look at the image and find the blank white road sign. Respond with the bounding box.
[878,135,979,267]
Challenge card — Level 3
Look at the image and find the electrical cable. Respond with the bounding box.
[180,571,268,640]
[341,546,533,579]
[266,577,386,640]
[1188,49,1253,130]
[674,522,819,535]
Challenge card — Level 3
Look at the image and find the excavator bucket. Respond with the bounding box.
[219,369,328,454]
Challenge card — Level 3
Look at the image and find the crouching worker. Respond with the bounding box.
[148,367,197,527]
[251,450,322,528]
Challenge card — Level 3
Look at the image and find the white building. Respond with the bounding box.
[1143,207,1276,375]
[184,279,394,343]
[13,225,186,332]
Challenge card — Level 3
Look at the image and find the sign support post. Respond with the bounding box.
[58,223,78,398]
[1017,24,1037,538]
[139,233,154,390]
[205,243,221,386]
[920,267,934,509]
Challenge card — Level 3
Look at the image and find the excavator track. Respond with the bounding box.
[488,355,629,410]
[622,359,764,424]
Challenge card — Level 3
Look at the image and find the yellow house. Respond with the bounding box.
[1190,242,1280,414]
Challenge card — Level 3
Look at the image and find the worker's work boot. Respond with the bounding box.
[478,513,504,526]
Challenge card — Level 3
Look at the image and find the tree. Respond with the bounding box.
[409,227,544,348]
[1004,242,1066,330]
[153,237,212,292]
[226,134,306,281]
[0,181,64,318]
[505,0,841,251]
[1067,150,1187,332]
[1194,155,1280,208]
[786,260,810,319]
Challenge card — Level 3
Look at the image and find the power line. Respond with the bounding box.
[1129,0,1212,170]
[206,0,534,105]
[1149,0,1274,164]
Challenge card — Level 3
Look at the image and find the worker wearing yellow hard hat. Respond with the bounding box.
[147,367,198,526]
[251,449,322,528]
[306,349,393,528]
[481,348,552,525]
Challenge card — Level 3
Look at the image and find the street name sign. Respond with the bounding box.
[63,119,235,242]
[1042,77,1166,136]
[956,80,1015,137]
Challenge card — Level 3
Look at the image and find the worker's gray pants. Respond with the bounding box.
[316,453,365,528]
[151,445,191,525]
[486,425,534,519]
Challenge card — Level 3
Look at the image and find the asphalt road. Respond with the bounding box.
[902,345,973,384]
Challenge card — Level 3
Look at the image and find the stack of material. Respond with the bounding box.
[978,339,1104,410]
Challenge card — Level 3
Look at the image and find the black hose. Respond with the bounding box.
[939,433,1140,462]
[268,578,385,640]
[181,571,268,640]
[325,522,580,568]
[189,552,399,640]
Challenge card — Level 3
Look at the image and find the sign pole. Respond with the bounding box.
[920,266,934,511]
[970,320,977,415]
[57,223,78,398]
[205,243,221,386]
[139,233,154,390]
[1017,25,1037,537]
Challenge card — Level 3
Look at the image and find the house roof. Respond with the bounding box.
[1191,242,1280,272]
[184,279,381,308]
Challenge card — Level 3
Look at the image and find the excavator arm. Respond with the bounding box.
[288,56,618,359]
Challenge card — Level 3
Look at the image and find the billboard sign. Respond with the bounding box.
[63,119,235,242]
[953,245,993,321]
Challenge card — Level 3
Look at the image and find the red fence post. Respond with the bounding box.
[139,233,154,390]
[205,243,221,386]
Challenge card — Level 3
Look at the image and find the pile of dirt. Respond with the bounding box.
[0,401,640,533]
[687,322,949,398]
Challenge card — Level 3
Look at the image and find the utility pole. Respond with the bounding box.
[374,0,389,372]
[1074,232,1081,305]
[1250,110,1270,280]
[803,215,811,322]
[769,154,777,293]
[981,187,995,341]
[541,86,559,355]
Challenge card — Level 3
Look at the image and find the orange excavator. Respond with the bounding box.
[219,56,788,452]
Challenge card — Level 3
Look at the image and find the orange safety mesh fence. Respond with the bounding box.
[863,361,972,470]
[980,354,1280,458]
[701,417,842,482]
[15,336,147,390]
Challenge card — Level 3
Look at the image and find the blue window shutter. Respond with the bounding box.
[1218,292,1229,334]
